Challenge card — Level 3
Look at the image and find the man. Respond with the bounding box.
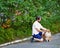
[31,16,50,42]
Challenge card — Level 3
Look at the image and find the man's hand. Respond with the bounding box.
[46,29,50,32]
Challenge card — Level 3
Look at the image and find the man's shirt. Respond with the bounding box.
[32,21,46,35]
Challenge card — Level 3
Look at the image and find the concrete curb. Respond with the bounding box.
[0,36,32,47]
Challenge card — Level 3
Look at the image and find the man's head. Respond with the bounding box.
[36,16,41,22]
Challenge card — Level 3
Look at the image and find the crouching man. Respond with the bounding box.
[31,16,50,42]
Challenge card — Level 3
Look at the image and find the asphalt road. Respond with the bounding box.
[2,33,60,48]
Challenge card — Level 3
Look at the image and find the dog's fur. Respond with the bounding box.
[44,32,52,42]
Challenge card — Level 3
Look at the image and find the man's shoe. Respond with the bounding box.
[31,37,34,42]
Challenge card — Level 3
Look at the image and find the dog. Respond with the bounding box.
[45,32,52,42]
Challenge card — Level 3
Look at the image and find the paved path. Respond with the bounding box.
[2,33,60,48]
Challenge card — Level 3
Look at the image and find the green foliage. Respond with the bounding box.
[0,0,60,44]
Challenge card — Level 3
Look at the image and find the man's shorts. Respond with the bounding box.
[33,32,42,39]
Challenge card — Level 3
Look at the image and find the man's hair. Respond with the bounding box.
[36,16,41,20]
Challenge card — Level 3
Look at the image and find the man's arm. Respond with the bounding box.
[41,29,50,32]
[40,24,50,32]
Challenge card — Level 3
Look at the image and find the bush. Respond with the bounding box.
[0,0,60,44]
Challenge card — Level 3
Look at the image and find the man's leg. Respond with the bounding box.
[33,33,43,42]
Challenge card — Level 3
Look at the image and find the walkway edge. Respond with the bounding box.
[0,36,32,47]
